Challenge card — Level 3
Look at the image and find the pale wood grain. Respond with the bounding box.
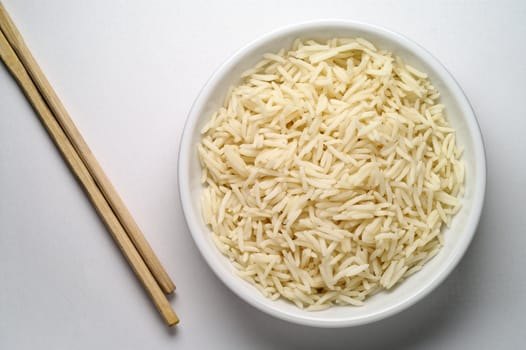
[0,11,178,326]
[0,2,175,294]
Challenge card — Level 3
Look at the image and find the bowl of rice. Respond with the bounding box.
[178,20,486,327]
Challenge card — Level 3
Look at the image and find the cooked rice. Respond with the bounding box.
[198,37,464,309]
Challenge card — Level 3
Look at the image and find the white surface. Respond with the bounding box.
[178,20,487,328]
[0,0,524,348]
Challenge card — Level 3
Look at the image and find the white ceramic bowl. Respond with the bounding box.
[178,20,486,327]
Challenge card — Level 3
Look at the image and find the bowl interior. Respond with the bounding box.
[179,21,486,327]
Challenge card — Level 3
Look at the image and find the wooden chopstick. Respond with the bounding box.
[0,2,175,295]
[0,11,178,326]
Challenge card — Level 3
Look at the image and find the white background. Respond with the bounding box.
[1,0,525,349]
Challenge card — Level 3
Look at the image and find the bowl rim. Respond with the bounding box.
[178,19,487,328]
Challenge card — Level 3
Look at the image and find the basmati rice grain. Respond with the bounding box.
[198,37,464,310]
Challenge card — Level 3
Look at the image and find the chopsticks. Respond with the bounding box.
[0,3,178,326]
[0,2,176,297]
